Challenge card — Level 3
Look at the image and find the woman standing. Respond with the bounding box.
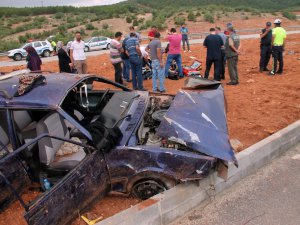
[57,41,72,73]
[25,46,42,71]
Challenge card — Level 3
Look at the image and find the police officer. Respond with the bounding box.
[259,22,272,72]
[270,19,286,75]
[225,25,241,85]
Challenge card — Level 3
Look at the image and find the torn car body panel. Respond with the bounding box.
[157,86,237,165]
[24,150,110,225]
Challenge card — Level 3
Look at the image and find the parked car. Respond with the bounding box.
[7,41,53,61]
[84,36,111,52]
[0,72,237,225]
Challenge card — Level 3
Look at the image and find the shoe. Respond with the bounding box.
[179,76,184,79]
[159,90,166,93]
[139,88,147,91]
[277,71,283,75]
[188,50,192,52]
[184,50,186,53]
[268,71,275,76]
[226,81,238,85]
[263,68,269,71]
[133,87,138,90]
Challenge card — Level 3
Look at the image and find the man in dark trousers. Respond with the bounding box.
[125,33,146,91]
[270,19,286,75]
[203,28,224,81]
[259,22,272,72]
[225,25,241,85]
[216,27,227,79]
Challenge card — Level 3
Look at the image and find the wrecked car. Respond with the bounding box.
[0,72,237,225]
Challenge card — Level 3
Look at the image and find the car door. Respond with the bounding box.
[99,37,108,49]
[21,140,110,225]
[33,42,43,55]
[89,37,100,51]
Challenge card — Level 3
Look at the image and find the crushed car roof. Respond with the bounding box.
[0,73,92,109]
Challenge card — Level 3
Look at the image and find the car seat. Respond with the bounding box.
[36,112,86,171]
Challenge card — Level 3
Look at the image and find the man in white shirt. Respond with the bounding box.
[70,31,87,74]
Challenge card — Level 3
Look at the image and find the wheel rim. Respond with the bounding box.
[132,180,166,200]
[15,54,21,61]
[44,51,50,57]
[85,47,89,52]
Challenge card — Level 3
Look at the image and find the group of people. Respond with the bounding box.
[25,18,287,90]
[110,26,166,92]
[203,24,241,85]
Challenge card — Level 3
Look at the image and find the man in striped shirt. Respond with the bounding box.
[110,32,124,84]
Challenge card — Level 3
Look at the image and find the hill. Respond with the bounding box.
[0,0,299,52]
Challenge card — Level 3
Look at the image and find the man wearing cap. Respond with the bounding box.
[270,19,286,75]
[225,25,241,85]
[259,22,272,72]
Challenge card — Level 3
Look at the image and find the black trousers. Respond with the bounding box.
[220,49,226,79]
[113,62,123,84]
[272,46,284,73]
[205,58,221,81]
[259,45,272,69]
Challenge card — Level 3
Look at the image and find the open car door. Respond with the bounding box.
[2,135,111,225]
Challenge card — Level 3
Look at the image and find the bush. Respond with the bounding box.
[126,16,132,23]
[174,17,185,25]
[18,35,27,43]
[133,19,139,26]
[85,23,95,30]
[282,11,297,20]
[204,13,214,23]
[102,23,109,30]
[54,12,64,19]
[92,29,114,38]
[0,41,20,52]
[187,12,196,21]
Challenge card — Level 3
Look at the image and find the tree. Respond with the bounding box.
[188,11,196,21]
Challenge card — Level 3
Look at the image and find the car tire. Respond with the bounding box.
[106,44,110,50]
[43,50,51,57]
[131,179,167,200]
[13,53,22,61]
[84,46,89,52]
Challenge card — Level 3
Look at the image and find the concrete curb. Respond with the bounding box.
[97,120,300,225]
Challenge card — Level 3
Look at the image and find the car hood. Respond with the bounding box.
[157,85,237,165]
[8,48,24,54]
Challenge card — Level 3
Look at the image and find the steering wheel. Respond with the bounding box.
[95,88,110,111]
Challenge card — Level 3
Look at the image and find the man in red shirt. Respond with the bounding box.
[164,28,183,77]
[148,26,157,41]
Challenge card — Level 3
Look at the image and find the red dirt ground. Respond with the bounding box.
[0,34,299,225]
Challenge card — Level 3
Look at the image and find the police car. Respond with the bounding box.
[7,40,53,61]
[84,36,111,52]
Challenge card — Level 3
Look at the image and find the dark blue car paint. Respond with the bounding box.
[0,74,237,225]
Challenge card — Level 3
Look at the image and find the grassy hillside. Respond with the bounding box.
[0,0,299,52]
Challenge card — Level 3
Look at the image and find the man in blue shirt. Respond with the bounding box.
[180,23,191,52]
[125,33,146,91]
[203,28,224,81]
[216,27,227,80]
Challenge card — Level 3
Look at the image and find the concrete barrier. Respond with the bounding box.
[96,120,300,225]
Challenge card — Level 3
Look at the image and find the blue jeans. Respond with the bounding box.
[165,54,183,77]
[152,59,165,91]
[122,58,131,81]
[129,55,143,90]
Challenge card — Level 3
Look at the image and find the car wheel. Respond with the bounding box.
[43,50,50,57]
[131,179,167,200]
[84,46,89,52]
[13,53,22,61]
[106,44,110,50]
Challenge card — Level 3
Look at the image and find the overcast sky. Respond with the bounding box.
[0,0,126,7]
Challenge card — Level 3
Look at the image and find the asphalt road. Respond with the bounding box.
[1,30,300,68]
[170,143,300,225]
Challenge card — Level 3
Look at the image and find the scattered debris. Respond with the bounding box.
[246,79,255,83]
